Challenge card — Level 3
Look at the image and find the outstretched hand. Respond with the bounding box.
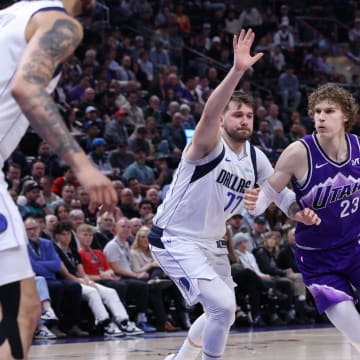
[233,29,263,73]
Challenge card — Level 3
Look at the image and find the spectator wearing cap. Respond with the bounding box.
[128,125,152,159]
[207,36,222,62]
[20,180,51,217]
[123,91,145,129]
[248,215,269,251]
[88,138,113,177]
[122,145,157,193]
[79,119,101,153]
[273,17,295,55]
[104,108,129,150]
[226,213,244,238]
[109,141,135,176]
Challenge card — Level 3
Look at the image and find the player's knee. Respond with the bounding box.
[208,296,236,326]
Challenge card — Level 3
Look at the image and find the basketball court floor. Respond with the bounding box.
[29,325,357,359]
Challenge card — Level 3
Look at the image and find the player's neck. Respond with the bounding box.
[316,133,348,162]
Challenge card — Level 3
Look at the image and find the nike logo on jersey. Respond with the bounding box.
[315,162,328,169]
[225,158,231,162]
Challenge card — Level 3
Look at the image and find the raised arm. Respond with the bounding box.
[185,29,263,161]
[10,11,116,212]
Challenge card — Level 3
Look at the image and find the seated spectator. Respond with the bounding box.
[19,180,52,218]
[54,203,71,222]
[145,187,162,211]
[33,276,59,339]
[128,217,142,245]
[53,221,143,336]
[130,226,183,331]
[51,165,79,197]
[92,212,116,250]
[25,217,88,337]
[254,231,308,322]
[104,109,129,149]
[123,146,157,192]
[50,183,77,210]
[161,112,187,156]
[77,186,97,225]
[127,177,144,205]
[88,138,113,177]
[127,126,152,158]
[35,141,63,179]
[123,91,145,129]
[78,120,102,153]
[39,175,61,208]
[109,141,135,176]
[118,188,139,219]
[77,223,155,332]
[45,214,58,240]
[277,65,301,112]
[138,200,155,223]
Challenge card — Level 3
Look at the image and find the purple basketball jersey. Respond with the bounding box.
[291,133,360,249]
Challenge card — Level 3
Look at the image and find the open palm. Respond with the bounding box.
[233,29,263,73]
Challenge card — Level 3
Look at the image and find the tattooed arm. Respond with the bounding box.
[11,11,117,212]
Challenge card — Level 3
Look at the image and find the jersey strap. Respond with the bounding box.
[190,145,225,183]
[250,143,258,186]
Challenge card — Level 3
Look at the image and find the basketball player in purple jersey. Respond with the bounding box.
[0,1,117,358]
[245,84,360,351]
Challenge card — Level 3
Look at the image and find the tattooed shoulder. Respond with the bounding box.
[39,18,81,61]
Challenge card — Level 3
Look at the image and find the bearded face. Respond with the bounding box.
[221,102,254,143]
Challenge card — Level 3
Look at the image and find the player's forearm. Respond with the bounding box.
[13,87,91,172]
[201,66,244,124]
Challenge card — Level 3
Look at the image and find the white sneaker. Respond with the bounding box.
[164,354,176,360]
[103,321,125,337]
[120,321,144,336]
[34,325,56,339]
[40,309,58,322]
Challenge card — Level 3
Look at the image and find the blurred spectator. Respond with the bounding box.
[273,17,295,56]
[51,183,77,211]
[161,112,186,156]
[143,95,163,126]
[174,3,191,33]
[35,142,62,178]
[127,177,143,204]
[92,212,116,250]
[39,175,61,209]
[79,119,102,153]
[238,3,263,30]
[68,74,90,105]
[119,188,139,219]
[28,160,45,184]
[149,40,170,75]
[88,138,113,177]
[128,126,152,157]
[277,65,302,112]
[54,203,70,222]
[226,213,245,238]
[123,146,156,191]
[224,6,240,35]
[348,18,360,56]
[25,217,87,337]
[51,166,79,197]
[124,91,145,129]
[109,141,135,175]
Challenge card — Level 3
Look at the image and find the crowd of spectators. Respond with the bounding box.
[4,0,360,339]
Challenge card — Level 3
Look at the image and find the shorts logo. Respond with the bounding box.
[179,277,190,292]
[0,214,7,234]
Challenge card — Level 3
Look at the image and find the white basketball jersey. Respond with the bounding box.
[153,138,274,244]
[0,0,64,165]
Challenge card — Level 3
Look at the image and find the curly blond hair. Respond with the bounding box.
[308,84,358,133]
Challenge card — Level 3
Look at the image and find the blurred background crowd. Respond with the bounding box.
[5,0,360,339]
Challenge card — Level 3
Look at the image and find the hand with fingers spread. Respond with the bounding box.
[232,28,264,74]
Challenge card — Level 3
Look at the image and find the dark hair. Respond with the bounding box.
[139,199,155,212]
[53,220,73,235]
[223,91,254,113]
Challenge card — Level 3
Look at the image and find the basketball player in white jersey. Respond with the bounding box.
[0,1,117,358]
[149,29,320,360]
